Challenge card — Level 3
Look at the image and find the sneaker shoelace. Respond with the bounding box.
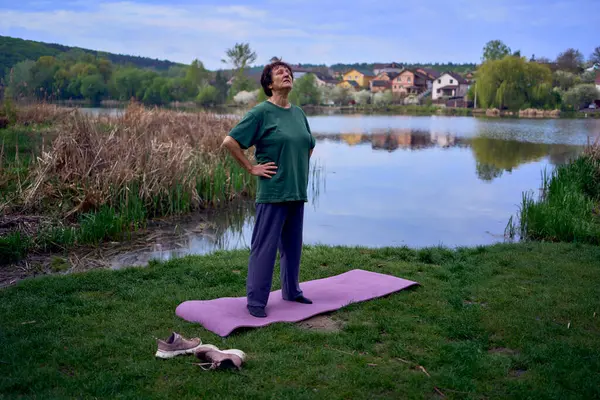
[192,362,218,370]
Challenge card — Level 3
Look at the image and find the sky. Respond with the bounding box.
[0,0,598,70]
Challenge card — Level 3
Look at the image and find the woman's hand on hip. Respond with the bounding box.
[251,162,278,178]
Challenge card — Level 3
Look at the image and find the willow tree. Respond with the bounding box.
[474,56,555,110]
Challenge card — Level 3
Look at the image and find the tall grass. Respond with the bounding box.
[507,142,600,244]
[0,232,31,265]
[1,103,258,262]
[18,103,255,215]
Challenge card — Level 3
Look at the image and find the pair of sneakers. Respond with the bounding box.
[155,332,246,371]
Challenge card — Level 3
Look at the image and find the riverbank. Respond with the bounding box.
[1,242,599,399]
[0,103,255,273]
[11,99,600,119]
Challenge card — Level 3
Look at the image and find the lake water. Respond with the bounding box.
[105,112,600,268]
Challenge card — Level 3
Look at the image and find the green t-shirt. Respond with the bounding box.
[228,101,316,203]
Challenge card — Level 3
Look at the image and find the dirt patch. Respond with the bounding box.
[297,315,344,332]
[488,347,520,356]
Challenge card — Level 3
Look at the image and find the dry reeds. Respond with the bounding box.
[518,108,561,118]
[21,103,254,217]
[15,103,75,125]
[584,136,600,162]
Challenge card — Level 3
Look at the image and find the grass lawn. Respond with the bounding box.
[1,242,599,399]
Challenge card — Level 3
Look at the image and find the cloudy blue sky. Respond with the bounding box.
[0,0,597,69]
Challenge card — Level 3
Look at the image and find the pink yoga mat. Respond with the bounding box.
[176,269,419,337]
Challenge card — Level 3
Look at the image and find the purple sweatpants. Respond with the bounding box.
[246,201,305,308]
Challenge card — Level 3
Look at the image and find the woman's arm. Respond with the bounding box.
[221,136,278,179]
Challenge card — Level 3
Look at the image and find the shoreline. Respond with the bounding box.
[15,100,600,119]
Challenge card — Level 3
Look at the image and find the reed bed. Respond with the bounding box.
[21,103,255,217]
[0,103,256,261]
[14,103,75,125]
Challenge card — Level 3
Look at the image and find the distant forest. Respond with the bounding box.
[1,35,477,81]
[0,35,181,79]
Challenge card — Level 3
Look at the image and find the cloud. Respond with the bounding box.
[0,0,402,67]
[0,0,598,68]
[215,5,268,19]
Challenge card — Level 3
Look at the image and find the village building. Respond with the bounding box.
[342,68,375,89]
[415,67,441,83]
[311,72,338,87]
[369,71,399,93]
[337,80,360,91]
[373,62,403,75]
[391,69,430,95]
[432,72,469,100]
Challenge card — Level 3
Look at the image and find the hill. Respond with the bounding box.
[0,35,182,79]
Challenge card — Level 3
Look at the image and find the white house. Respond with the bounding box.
[432,72,469,100]
[596,71,600,94]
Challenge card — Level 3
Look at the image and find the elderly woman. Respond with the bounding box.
[221,60,316,318]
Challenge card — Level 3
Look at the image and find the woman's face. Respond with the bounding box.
[270,66,293,93]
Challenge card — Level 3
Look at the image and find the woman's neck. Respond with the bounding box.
[269,92,290,108]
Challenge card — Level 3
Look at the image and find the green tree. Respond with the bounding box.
[222,43,257,98]
[229,75,256,98]
[142,77,170,105]
[222,43,257,71]
[53,67,74,98]
[185,59,209,88]
[553,70,580,91]
[196,85,219,107]
[168,77,197,101]
[96,58,113,82]
[482,40,511,62]
[80,74,107,104]
[589,46,600,65]
[556,48,584,73]
[474,56,554,110]
[165,65,188,78]
[31,56,60,99]
[289,74,321,106]
[112,68,144,100]
[562,84,599,110]
[70,62,98,78]
[213,71,229,104]
[580,70,596,84]
[6,60,35,99]
[330,86,353,105]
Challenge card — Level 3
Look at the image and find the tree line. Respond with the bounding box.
[2,36,598,111]
[0,35,179,81]
[471,40,600,111]
[2,43,265,107]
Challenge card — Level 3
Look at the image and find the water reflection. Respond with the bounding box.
[313,130,582,182]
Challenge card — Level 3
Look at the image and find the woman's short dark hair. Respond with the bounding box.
[261,60,294,97]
